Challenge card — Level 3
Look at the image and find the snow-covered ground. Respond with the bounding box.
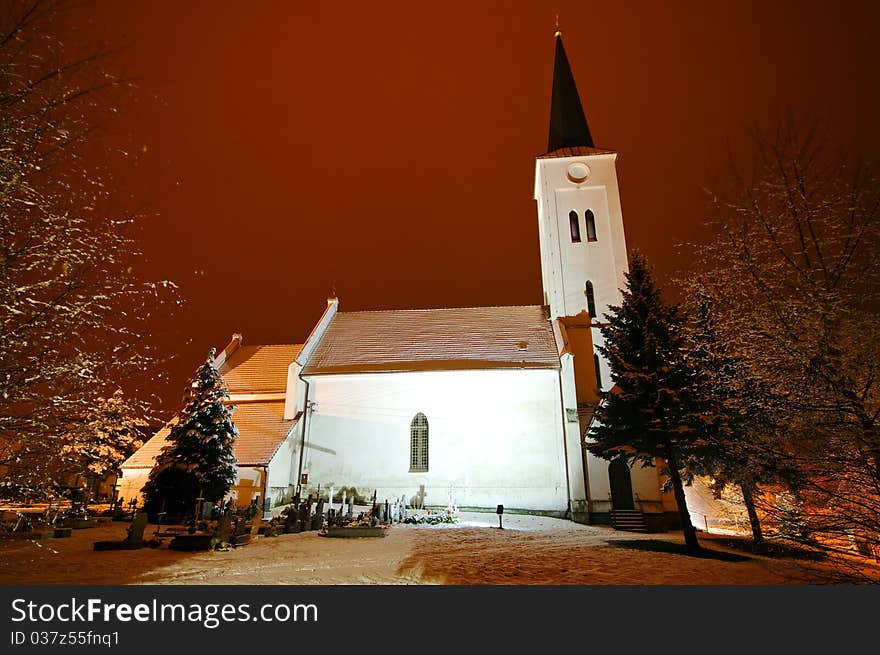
[0,511,831,585]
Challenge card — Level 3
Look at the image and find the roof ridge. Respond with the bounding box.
[225,343,303,351]
[337,304,546,315]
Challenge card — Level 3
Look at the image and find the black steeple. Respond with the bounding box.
[547,33,594,152]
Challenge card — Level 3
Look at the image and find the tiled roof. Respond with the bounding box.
[219,344,301,393]
[301,305,560,375]
[539,145,616,158]
[122,401,298,469]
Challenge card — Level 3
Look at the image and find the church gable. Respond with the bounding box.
[300,305,560,375]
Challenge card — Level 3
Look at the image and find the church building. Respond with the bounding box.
[119,33,678,529]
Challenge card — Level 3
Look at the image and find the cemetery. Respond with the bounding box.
[0,483,410,551]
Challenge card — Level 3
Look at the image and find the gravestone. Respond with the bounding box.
[298,496,312,532]
[231,515,251,546]
[284,507,299,533]
[126,512,149,546]
[215,513,232,544]
[311,498,324,531]
[92,512,148,551]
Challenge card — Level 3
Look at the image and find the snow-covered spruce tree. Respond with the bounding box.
[142,350,238,520]
[0,1,180,499]
[587,250,704,548]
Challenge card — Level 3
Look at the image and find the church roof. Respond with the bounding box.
[121,401,299,469]
[301,305,560,375]
[547,33,595,153]
[219,344,301,393]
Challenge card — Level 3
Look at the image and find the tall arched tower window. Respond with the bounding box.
[585,209,597,241]
[585,280,597,318]
[410,413,429,472]
[594,353,603,389]
[569,210,581,243]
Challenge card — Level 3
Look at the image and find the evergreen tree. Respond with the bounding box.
[142,350,238,520]
[587,250,703,548]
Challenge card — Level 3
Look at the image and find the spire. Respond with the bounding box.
[547,32,594,152]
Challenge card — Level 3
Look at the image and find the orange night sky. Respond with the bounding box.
[53,1,880,412]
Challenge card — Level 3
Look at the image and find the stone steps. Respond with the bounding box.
[611,509,648,533]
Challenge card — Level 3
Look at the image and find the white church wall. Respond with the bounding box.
[298,368,571,513]
[534,153,629,398]
[267,436,296,493]
[585,451,611,510]
[534,153,629,323]
[554,185,616,317]
[535,173,563,311]
[558,353,587,509]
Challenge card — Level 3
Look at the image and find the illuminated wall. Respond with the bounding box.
[296,368,574,513]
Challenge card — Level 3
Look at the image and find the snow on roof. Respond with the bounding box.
[219,344,302,393]
[301,305,560,375]
[121,401,299,469]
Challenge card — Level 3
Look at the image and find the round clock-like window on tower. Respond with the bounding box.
[566,162,590,183]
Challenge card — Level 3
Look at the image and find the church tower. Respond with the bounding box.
[536,32,677,530]
[534,32,628,391]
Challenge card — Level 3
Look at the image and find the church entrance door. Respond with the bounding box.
[608,458,634,510]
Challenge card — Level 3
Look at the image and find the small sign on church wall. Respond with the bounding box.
[565,408,579,423]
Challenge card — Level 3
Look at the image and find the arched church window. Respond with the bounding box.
[410,413,429,472]
[594,353,603,389]
[585,280,597,318]
[569,210,581,243]
[585,209,597,241]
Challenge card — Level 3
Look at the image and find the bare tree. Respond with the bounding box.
[0,1,179,498]
[63,389,149,480]
[689,120,880,580]
[681,280,798,546]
